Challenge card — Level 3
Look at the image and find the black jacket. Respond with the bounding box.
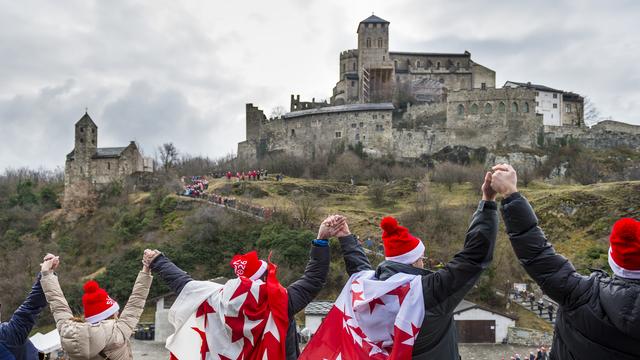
[501,192,640,360]
[150,244,329,360]
[338,200,498,360]
[0,273,47,360]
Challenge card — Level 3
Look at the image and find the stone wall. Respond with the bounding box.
[507,326,553,347]
[592,120,640,135]
[544,125,640,149]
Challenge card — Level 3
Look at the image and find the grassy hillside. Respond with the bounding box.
[2,175,638,334]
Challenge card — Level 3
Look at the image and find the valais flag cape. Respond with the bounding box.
[300,270,424,359]
[166,262,288,360]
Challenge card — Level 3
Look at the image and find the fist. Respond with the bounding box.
[491,164,518,196]
[332,215,351,238]
[481,171,497,201]
[143,249,161,267]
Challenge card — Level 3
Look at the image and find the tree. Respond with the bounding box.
[583,96,601,126]
[158,143,179,172]
[269,106,286,118]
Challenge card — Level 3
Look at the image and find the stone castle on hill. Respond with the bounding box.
[237,15,640,163]
[63,112,153,209]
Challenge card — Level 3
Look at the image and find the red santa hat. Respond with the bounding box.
[230,250,268,280]
[82,280,120,324]
[380,216,425,264]
[608,217,640,279]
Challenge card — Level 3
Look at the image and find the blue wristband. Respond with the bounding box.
[312,239,329,247]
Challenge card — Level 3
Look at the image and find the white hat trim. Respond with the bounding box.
[608,247,640,280]
[85,302,120,324]
[386,241,425,265]
[249,260,268,281]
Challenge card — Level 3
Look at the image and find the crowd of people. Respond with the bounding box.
[502,348,549,360]
[511,289,556,322]
[225,169,268,181]
[180,175,209,197]
[0,165,638,359]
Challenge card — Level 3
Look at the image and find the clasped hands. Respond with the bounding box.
[317,214,351,240]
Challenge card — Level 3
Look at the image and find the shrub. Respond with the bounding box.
[367,179,388,207]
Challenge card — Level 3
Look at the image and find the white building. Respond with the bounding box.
[504,81,563,126]
[303,301,334,336]
[453,300,517,343]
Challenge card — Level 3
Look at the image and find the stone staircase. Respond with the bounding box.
[512,295,557,326]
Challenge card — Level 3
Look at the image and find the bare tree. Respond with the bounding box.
[583,96,601,126]
[158,143,179,172]
[269,106,287,118]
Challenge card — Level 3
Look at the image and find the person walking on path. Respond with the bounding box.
[40,253,153,359]
[491,163,640,359]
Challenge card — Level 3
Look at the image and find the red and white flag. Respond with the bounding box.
[300,270,424,360]
[166,263,288,360]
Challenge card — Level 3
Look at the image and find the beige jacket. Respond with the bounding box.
[41,271,153,360]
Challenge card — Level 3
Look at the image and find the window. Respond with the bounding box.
[373,115,378,119]
[481,82,487,90]
[351,123,357,128]
[456,62,460,68]
[566,104,572,113]
[416,60,421,68]
[381,115,385,119]
[377,38,383,47]
[382,56,385,61]
[351,81,355,87]
[484,103,493,114]
[353,62,356,71]
[342,63,345,73]
[524,102,530,113]
[366,38,371,48]
[291,129,295,137]
[470,103,479,115]
[457,104,465,115]
[375,124,384,131]
[535,91,539,96]
[363,135,366,140]
[498,102,506,113]
[355,133,360,141]
[536,101,540,106]
[80,127,84,133]
[553,93,558,99]
[359,122,364,127]
[80,138,84,143]
[436,61,441,69]
[553,103,558,109]
[107,162,111,170]
[511,102,519,113]
[439,78,445,84]
[394,60,398,69]
[335,131,342,138]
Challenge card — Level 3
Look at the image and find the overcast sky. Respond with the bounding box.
[1,0,639,170]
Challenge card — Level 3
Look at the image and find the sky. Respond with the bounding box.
[1,0,639,170]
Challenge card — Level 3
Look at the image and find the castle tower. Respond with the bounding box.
[357,14,394,103]
[73,112,98,177]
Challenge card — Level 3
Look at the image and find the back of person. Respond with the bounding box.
[58,319,132,359]
[550,272,640,359]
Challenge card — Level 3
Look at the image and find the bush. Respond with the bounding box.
[259,154,305,177]
[367,179,388,207]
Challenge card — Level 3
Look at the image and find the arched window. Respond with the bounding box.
[342,63,345,73]
[366,38,371,48]
[394,60,398,69]
[498,102,506,113]
[439,78,445,84]
[485,103,493,114]
[471,103,479,115]
[377,38,383,47]
[511,102,519,113]
[524,102,530,113]
[352,62,356,71]
[436,61,441,69]
[457,104,465,115]
[416,60,421,68]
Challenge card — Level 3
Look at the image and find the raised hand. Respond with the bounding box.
[142,249,161,273]
[41,253,60,272]
[491,163,518,197]
[318,215,338,239]
[332,215,351,238]
[481,171,497,201]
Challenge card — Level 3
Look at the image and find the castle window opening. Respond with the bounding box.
[363,136,366,140]
[381,115,385,119]
[351,81,355,87]
[353,62,356,71]
[524,102,530,113]
[511,102,519,113]
[566,104,572,113]
[484,103,493,114]
[107,162,111,170]
[375,124,384,131]
[377,38,383,47]
[498,102,506,113]
[553,103,558,109]
[439,78,445,84]
[436,61,441,69]
[470,103,479,115]
[383,56,385,61]
[80,138,84,143]
[359,122,364,127]
[342,63,346,73]
[80,127,84,133]
[355,133,360,141]
[373,115,378,119]
[481,83,487,90]
[394,60,398,69]
[553,93,558,99]
[366,38,371,48]
[536,101,540,106]
[291,129,296,137]
[417,60,421,68]
[535,91,539,96]
[335,131,342,138]
[457,104,464,115]
[351,123,357,128]
[456,62,460,68]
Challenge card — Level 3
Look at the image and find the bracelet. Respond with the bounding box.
[312,239,329,247]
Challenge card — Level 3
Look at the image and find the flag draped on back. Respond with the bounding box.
[166,262,288,360]
[300,270,424,360]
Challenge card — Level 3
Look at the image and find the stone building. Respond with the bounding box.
[236,15,640,165]
[63,112,151,208]
[331,15,495,105]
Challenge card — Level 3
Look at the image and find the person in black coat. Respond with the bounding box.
[331,171,499,360]
[144,216,333,360]
[491,163,640,360]
[0,256,51,360]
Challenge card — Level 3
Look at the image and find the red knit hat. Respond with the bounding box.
[82,280,120,324]
[608,218,640,279]
[380,216,425,264]
[230,250,267,280]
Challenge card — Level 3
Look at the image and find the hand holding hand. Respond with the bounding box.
[332,215,351,238]
[318,215,338,239]
[142,249,161,273]
[491,164,518,197]
[41,253,60,272]
[481,171,497,201]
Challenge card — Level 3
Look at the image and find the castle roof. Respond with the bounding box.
[390,51,470,58]
[360,14,389,25]
[505,81,563,93]
[66,147,128,161]
[76,112,97,127]
[284,103,394,119]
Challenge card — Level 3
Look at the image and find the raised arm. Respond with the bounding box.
[286,218,332,315]
[114,270,153,339]
[492,164,592,307]
[0,272,48,346]
[146,250,194,295]
[333,215,373,275]
[39,255,75,329]
[423,172,498,311]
